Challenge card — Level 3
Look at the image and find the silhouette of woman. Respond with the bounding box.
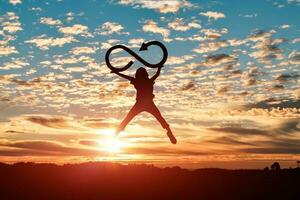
[112,66,177,144]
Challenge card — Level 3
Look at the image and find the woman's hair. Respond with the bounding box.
[135,67,149,79]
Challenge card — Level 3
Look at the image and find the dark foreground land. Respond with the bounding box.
[0,162,299,200]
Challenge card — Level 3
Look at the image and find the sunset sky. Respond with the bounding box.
[0,0,300,169]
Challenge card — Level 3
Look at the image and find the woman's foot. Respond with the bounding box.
[167,130,177,144]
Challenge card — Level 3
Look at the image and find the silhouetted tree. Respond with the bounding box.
[263,166,269,171]
[271,162,281,171]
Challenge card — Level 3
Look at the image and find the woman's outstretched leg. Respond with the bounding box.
[115,103,141,135]
[147,103,177,144]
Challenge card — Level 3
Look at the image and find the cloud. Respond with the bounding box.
[40,17,62,26]
[241,67,261,86]
[59,24,92,37]
[294,89,300,99]
[29,7,42,12]
[79,139,99,147]
[180,81,196,91]
[25,34,77,50]
[1,140,69,152]
[200,11,226,20]
[0,12,22,56]
[26,115,70,129]
[142,20,170,41]
[82,118,115,128]
[9,0,22,5]
[0,45,18,56]
[241,147,300,154]
[200,28,228,40]
[174,35,206,42]
[279,24,290,29]
[100,39,120,49]
[96,22,128,35]
[0,59,29,70]
[245,98,300,110]
[202,54,237,67]
[241,137,300,154]
[287,0,300,6]
[288,51,300,65]
[206,136,255,146]
[193,41,228,54]
[209,126,268,136]
[217,86,229,95]
[0,140,105,156]
[0,74,16,85]
[167,18,201,31]
[239,13,258,18]
[126,146,208,156]
[276,119,300,134]
[65,67,87,73]
[276,73,299,82]
[53,55,95,66]
[116,0,195,13]
[209,118,300,138]
[0,149,51,156]
[248,30,273,42]
[69,46,97,55]
[291,38,300,44]
[249,35,286,64]
[128,38,144,48]
[0,97,10,102]
[1,12,22,33]
[166,55,195,65]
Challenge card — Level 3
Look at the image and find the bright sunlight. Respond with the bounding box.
[96,129,128,153]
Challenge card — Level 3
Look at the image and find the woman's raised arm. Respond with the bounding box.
[150,66,163,81]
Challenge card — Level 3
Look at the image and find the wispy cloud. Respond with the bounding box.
[96,22,128,35]
[200,11,226,20]
[142,20,170,41]
[59,24,92,37]
[25,35,77,50]
[40,17,62,26]
[116,0,196,13]
[9,0,22,6]
[168,18,201,31]
[0,45,18,56]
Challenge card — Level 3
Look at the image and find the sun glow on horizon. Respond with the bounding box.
[101,137,123,153]
[95,129,129,153]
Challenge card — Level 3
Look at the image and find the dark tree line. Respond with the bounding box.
[0,162,299,200]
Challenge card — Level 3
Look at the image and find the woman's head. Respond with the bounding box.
[135,67,149,79]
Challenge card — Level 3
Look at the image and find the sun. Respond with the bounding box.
[101,137,123,153]
[95,129,127,153]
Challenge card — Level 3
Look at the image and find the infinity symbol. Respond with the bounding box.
[105,41,168,72]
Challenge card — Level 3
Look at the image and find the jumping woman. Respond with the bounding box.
[111,66,177,144]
